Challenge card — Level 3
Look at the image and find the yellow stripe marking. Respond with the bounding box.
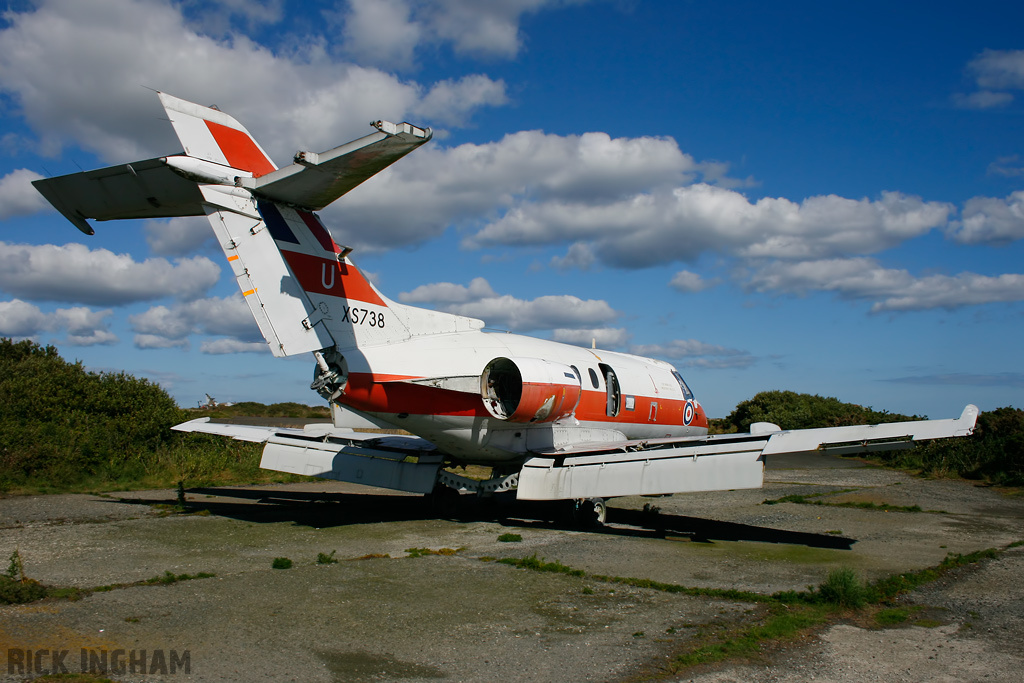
[242,288,257,297]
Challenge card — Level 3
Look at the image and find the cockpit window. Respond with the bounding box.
[671,370,694,400]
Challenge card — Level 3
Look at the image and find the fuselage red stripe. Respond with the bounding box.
[337,372,708,429]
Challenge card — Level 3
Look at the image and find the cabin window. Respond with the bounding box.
[671,370,694,400]
[588,367,599,389]
[599,363,621,417]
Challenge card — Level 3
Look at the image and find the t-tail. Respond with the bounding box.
[33,93,480,384]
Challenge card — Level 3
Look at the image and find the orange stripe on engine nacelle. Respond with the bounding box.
[204,120,276,177]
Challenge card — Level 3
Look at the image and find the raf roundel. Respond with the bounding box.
[683,401,695,426]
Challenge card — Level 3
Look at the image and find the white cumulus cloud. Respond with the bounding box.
[552,327,629,349]
[947,191,1024,245]
[128,294,261,349]
[669,270,716,293]
[200,338,268,354]
[337,0,591,67]
[0,0,508,164]
[399,277,617,331]
[630,339,755,369]
[0,298,118,345]
[0,169,51,219]
[144,216,216,257]
[0,242,220,305]
[748,258,1024,312]
[467,186,953,268]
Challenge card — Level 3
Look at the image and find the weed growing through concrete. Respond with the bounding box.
[5,548,25,581]
[0,549,47,605]
[498,533,523,542]
[874,607,911,626]
[498,555,585,577]
[762,492,930,513]
[817,567,866,608]
[493,543,1015,674]
[272,557,293,569]
[406,547,462,558]
[144,570,216,585]
[317,550,338,565]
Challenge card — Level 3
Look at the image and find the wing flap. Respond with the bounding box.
[173,417,441,493]
[517,405,979,500]
[519,433,768,500]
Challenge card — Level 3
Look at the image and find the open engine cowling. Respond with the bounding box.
[481,357,582,423]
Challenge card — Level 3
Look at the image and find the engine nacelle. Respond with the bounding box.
[481,357,582,424]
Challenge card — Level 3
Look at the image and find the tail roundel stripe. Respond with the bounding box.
[280,251,387,306]
[297,211,339,253]
[258,202,301,244]
[204,120,277,176]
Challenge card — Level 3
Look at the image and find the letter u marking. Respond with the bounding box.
[321,263,335,289]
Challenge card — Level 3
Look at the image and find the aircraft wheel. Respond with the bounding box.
[567,498,607,528]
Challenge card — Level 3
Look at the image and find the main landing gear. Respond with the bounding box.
[565,498,607,528]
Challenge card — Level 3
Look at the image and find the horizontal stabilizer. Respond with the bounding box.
[242,121,431,210]
[32,157,206,234]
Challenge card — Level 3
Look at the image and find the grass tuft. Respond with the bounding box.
[271,557,293,569]
[406,547,462,558]
[316,550,338,565]
[817,567,866,608]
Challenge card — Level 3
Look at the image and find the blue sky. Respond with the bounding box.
[1,0,1022,419]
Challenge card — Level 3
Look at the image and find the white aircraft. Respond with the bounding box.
[34,93,978,523]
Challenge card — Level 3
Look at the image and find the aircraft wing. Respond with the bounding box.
[516,405,979,500]
[173,418,442,494]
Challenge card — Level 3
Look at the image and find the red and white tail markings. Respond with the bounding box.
[203,119,276,176]
[158,92,277,175]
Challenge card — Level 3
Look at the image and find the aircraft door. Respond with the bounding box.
[598,363,621,417]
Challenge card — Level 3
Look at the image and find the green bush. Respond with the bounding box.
[876,407,1024,486]
[817,567,866,608]
[0,339,183,490]
[0,338,295,493]
[272,557,293,569]
[723,390,919,432]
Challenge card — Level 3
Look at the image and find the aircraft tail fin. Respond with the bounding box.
[35,93,479,361]
[158,93,278,176]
